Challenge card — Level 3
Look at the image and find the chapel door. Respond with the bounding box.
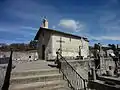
[42,45,45,60]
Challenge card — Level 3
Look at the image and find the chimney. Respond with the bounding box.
[42,17,48,28]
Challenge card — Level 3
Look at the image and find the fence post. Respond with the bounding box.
[83,80,86,90]
[91,68,96,81]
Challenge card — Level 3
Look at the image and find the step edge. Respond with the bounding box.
[11,73,62,80]
[10,80,66,89]
[12,69,59,73]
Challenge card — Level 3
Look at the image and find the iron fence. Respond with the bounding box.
[56,52,88,90]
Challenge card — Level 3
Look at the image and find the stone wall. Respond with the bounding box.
[0,50,38,62]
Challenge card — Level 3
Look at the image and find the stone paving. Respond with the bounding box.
[12,60,55,72]
[9,60,71,90]
[0,60,56,90]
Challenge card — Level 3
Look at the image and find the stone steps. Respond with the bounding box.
[9,80,69,90]
[11,69,59,77]
[10,73,62,85]
[9,67,70,90]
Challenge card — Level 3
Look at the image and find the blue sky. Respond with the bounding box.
[0,0,120,45]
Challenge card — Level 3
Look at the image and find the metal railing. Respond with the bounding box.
[0,50,13,90]
[56,51,88,90]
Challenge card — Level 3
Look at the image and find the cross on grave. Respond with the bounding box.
[56,37,65,55]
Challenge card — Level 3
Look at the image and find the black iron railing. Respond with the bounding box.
[0,50,13,90]
[56,51,88,90]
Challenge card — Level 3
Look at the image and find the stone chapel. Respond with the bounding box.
[34,18,89,60]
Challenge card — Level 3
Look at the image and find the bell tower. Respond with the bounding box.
[41,16,48,28]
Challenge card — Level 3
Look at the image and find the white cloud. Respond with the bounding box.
[58,19,84,32]
[101,36,120,40]
[21,26,38,31]
[0,38,30,44]
[88,35,120,41]
[52,25,56,29]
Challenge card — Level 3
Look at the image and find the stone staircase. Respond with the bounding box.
[9,61,70,90]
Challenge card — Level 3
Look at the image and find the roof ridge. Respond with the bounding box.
[34,27,89,42]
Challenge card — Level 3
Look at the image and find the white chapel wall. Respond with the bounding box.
[52,34,89,59]
[45,34,52,60]
[37,29,89,60]
[81,39,89,58]
[38,32,42,59]
[51,35,60,58]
